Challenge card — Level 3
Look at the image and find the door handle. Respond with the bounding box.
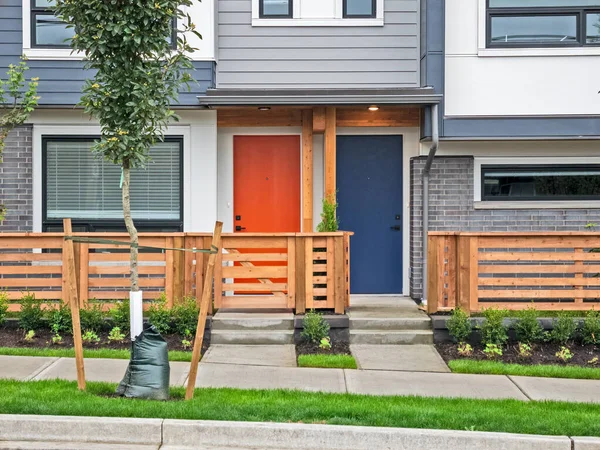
[235,226,247,232]
[390,225,401,231]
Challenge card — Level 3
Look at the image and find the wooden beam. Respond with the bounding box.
[63,219,86,391]
[185,221,223,400]
[313,107,326,133]
[336,107,420,127]
[324,107,336,197]
[217,107,303,127]
[302,109,314,232]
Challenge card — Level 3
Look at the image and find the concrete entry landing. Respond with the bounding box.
[211,311,294,345]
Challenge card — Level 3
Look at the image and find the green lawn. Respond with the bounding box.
[449,360,600,380]
[297,354,357,369]
[1,379,600,436]
[0,347,193,362]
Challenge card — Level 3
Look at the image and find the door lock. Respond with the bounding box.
[235,225,247,232]
[390,225,401,231]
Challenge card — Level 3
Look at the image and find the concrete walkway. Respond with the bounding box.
[2,355,600,403]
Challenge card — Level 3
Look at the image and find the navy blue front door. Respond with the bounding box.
[336,135,403,294]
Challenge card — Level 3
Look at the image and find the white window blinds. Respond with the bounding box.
[45,139,181,221]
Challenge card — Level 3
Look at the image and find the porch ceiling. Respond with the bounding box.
[197,87,441,107]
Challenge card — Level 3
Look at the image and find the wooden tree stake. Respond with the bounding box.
[185,221,223,400]
[63,219,86,391]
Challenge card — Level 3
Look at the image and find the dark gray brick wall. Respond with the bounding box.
[0,126,33,232]
[410,156,600,300]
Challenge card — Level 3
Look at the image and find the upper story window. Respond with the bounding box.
[253,0,383,26]
[31,0,74,48]
[487,0,600,48]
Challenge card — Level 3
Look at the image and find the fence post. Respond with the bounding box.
[295,236,306,314]
[344,232,350,308]
[165,236,174,307]
[426,235,440,314]
[457,235,478,315]
[287,237,296,309]
[333,235,345,314]
[173,235,185,302]
[79,243,89,308]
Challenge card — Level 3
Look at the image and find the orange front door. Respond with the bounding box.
[233,136,301,232]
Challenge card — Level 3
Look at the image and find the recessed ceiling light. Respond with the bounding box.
[258,106,271,111]
[368,105,379,111]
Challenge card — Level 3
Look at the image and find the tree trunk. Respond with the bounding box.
[122,164,139,292]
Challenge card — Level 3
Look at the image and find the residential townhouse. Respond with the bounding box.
[2,0,598,308]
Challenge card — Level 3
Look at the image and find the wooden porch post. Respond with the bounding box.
[302,110,314,232]
[324,107,336,197]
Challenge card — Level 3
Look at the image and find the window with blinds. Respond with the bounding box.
[44,138,182,221]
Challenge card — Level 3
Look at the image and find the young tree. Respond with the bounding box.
[54,1,199,296]
[0,60,39,220]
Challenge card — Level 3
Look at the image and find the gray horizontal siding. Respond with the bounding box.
[217,0,420,89]
[0,1,214,107]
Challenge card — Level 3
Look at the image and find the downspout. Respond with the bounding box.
[421,103,439,306]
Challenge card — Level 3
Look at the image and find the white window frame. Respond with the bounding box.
[252,0,384,27]
[473,156,600,209]
[476,0,600,57]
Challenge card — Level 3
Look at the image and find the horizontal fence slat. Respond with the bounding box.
[312,237,327,247]
[220,296,289,309]
[479,264,600,274]
[478,302,593,311]
[222,253,288,262]
[480,252,600,262]
[312,253,328,261]
[313,288,328,296]
[0,253,62,262]
[88,278,165,288]
[222,237,288,248]
[481,289,600,299]
[0,237,64,249]
[221,266,287,279]
[0,266,61,275]
[222,283,287,292]
[478,237,600,248]
[480,277,600,287]
[88,291,163,300]
[6,291,62,300]
[88,265,165,275]
[312,276,327,283]
[0,278,62,287]
[88,253,165,262]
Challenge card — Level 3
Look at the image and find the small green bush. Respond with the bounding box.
[514,306,547,344]
[0,290,9,326]
[550,312,577,345]
[109,300,130,332]
[172,296,199,337]
[46,301,72,335]
[301,310,330,344]
[19,292,45,331]
[316,194,339,232]
[447,308,472,343]
[479,307,508,347]
[582,310,600,345]
[148,293,172,335]
[80,303,105,333]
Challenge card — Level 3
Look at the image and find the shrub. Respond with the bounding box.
[172,296,199,337]
[0,290,9,326]
[47,301,72,335]
[483,343,503,359]
[550,312,577,345]
[582,310,600,345]
[447,308,472,343]
[555,346,573,363]
[514,306,547,344]
[80,303,105,332]
[479,307,508,347]
[108,327,126,343]
[24,330,35,341]
[82,330,100,344]
[148,293,172,335]
[517,342,532,358]
[109,300,130,332]
[316,194,339,232]
[301,310,330,344]
[457,342,473,357]
[19,292,45,331]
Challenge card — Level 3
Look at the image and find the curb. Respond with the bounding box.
[1,415,597,449]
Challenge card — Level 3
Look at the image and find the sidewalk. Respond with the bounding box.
[1,354,599,403]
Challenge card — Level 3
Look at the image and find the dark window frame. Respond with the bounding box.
[42,136,184,233]
[31,2,178,49]
[481,164,600,201]
[259,0,293,18]
[486,0,600,48]
[343,0,376,18]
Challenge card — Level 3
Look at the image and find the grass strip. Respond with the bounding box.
[0,347,192,362]
[449,359,600,380]
[297,354,357,369]
[1,379,600,436]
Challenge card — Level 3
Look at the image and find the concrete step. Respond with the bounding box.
[211,330,294,345]
[349,317,431,331]
[349,330,434,345]
[0,442,155,450]
[212,314,294,331]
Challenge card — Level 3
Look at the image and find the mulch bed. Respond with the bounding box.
[0,327,209,355]
[436,342,600,367]
[295,339,351,357]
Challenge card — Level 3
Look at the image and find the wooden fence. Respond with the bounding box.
[427,232,600,314]
[0,232,351,313]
